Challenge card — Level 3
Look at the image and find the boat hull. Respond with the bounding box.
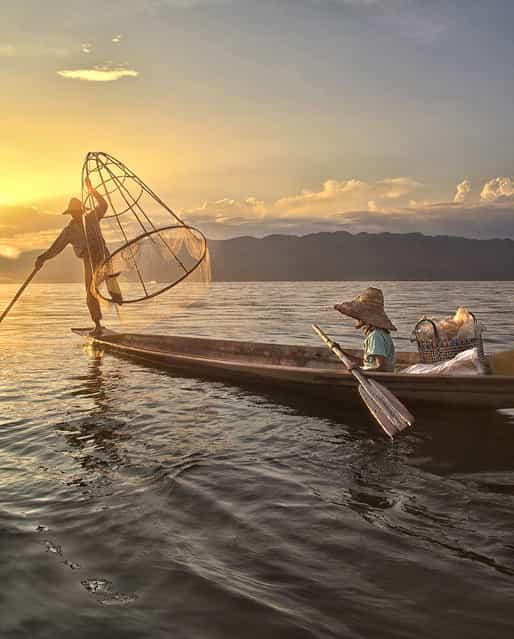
[73,330,514,409]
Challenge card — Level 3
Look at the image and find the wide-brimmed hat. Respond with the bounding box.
[334,287,397,331]
[62,197,83,215]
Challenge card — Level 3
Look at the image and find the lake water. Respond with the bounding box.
[1,281,514,638]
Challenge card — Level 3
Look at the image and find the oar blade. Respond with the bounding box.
[358,383,406,438]
[365,377,415,429]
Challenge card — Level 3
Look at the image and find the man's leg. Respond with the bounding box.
[83,259,103,334]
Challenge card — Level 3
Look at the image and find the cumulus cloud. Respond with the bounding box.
[182,175,514,239]
[112,34,123,43]
[187,197,266,226]
[6,175,514,252]
[454,179,471,203]
[81,43,93,54]
[186,199,514,240]
[57,65,139,82]
[273,177,421,217]
[480,177,514,202]
[184,177,422,228]
[340,201,514,239]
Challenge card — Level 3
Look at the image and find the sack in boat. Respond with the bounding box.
[402,347,487,376]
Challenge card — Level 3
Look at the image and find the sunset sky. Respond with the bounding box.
[1,0,514,256]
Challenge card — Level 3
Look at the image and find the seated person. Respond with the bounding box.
[334,287,396,372]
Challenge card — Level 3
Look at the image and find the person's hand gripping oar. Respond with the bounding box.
[0,261,43,324]
[312,324,414,438]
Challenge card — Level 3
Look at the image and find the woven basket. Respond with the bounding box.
[413,313,485,364]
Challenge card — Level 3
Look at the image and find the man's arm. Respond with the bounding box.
[35,227,70,269]
[85,177,108,219]
[341,349,362,369]
[330,339,362,370]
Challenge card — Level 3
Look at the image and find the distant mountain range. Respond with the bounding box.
[1,231,513,282]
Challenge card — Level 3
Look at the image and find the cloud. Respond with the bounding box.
[0,205,65,254]
[182,175,514,239]
[7,175,514,252]
[184,176,423,224]
[112,34,123,43]
[480,177,514,202]
[273,177,421,216]
[0,206,63,240]
[189,197,266,223]
[186,199,514,241]
[57,65,139,82]
[184,176,424,235]
[81,43,93,54]
[454,179,471,203]
[0,206,63,234]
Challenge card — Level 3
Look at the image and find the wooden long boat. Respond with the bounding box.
[72,329,514,409]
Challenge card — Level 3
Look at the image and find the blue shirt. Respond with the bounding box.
[363,329,395,371]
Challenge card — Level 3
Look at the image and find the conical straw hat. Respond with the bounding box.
[334,287,397,331]
[62,197,83,215]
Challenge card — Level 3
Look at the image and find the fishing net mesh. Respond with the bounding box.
[81,152,211,330]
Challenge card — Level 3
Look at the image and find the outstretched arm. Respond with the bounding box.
[85,177,108,219]
[35,227,70,269]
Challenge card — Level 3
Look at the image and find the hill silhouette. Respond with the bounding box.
[1,231,513,282]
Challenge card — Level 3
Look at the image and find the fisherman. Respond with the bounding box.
[35,177,120,336]
[334,287,396,372]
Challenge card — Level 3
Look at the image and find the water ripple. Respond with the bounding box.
[1,282,514,638]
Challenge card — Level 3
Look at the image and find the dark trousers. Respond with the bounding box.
[83,258,102,322]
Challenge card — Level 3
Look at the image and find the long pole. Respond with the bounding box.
[0,267,40,324]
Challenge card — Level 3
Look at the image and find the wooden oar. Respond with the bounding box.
[312,324,414,438]
[0,267,39,324]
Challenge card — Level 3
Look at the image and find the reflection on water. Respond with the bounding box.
[1,282,514,639]
[62,349,129,479]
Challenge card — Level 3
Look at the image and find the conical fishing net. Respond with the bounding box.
[81,152,210,329]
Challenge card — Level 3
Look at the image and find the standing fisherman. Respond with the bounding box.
[35,178,120,336]
[334,287,396,372]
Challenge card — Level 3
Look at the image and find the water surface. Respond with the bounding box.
[1,282,513,638]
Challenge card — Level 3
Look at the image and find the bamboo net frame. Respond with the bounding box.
[81,152,209,306]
